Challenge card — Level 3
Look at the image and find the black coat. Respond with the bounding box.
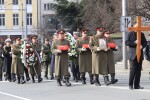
[2,46,12,72]
[125,31,147,61]
[144,41,150,61]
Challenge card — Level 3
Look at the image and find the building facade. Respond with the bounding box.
[0,0,38,39]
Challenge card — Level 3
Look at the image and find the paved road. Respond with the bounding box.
[0,73,150,100]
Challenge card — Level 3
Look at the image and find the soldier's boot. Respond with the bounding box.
[25,73,30,81]
[109,73,118,84]
[95,78,101,86]
[104,76,110,86]
[11,73,16,82]
[38,75,43,83]
[81,76,86,84]
[65,77,71,87]
[90,74,95,84]
[20,76,26,84]
[50,74,54,80]
[0,75,2,81]
[31,74,35,83]
[57,79,62,86]
[17,76,21,84]
[44,74,48,79]
[4,74,7,81]
[74,73,78,82]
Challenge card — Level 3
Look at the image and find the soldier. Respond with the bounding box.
[104,31,118,84]
[51,29,71,86]
[30,35,43,83]
[70,32,80,82]
[3,38,12,82]
[11,38,26,84]
[41,38,51,79]
[50,33,58,80]
[76,29,94,84]
[0,42,4,81]
[89,28,110,86]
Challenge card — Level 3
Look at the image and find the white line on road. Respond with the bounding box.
[0,91,31,100]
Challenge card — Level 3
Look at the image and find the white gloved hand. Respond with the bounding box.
[97,47,100,51]
[57,49,62,53]
[115,46,118,50]
[9,52,12,55]
[81,47,87,51]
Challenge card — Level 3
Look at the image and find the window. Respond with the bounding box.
[145,18,150,22]
[13,0,18,5]
[26,0,32,4]
[0,14,5,26]
[0,0,4,5]
[27,13,32,25]
[13,14,19,25]
[44,3,54,11]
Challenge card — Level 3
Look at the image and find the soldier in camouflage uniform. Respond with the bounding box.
[41,38,51,79]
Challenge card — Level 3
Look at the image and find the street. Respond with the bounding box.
[0,73,150,100]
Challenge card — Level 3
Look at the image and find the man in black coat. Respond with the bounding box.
[125,31,147,90]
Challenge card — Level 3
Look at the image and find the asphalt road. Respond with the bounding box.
[0,74,150,100]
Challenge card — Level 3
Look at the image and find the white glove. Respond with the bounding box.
[115,46,118,50]
[97,47,100,51]
[9,52,12,55]
[57,49,62,53]
[81,47,87,51]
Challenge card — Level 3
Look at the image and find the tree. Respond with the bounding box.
[54,0,83,32]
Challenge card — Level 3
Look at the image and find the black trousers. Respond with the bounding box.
[129,58,143,87]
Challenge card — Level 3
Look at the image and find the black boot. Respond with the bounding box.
[81,76,86,84]
[0,75,2,81]
[90,75,95,84]
[11,74,16,82]
[109,73,118,84]
[20,76,26,84]
[50,74,54,80]
[38,75,43,83]
[57,79,62,86]
[31,75,35,83]
[95,78,101,86]
[65,77,71,86]
[17,76,20,84]
[104,76,110,86]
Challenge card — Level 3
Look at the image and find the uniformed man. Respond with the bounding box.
[51,29,71,86]
[11,38,26,84]
[50,33,58,80]
[41,38,51,79]
[0,42,4,81]
[3,38,12,82]
[30,35,43,83]
[70,32,80,82]
[104,31,118,84]
[76,29,94,84]
[89,28,110,86]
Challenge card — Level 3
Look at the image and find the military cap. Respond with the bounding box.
[81,28,88,32]
[73,32,79,36]
[45,38,49,41]
[16,37,21,41]
[57,29,65,34]
[96,27,104,31]
[5,38,11,43]
[31,35,38,39]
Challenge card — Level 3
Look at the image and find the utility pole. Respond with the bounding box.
[122,0,128,69]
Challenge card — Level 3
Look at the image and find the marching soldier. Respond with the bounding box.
[51,29,71,86]
[50,33,58,80]
[104,31,118,84]
[89,28,110,86]
[76,29,94,84]
[30,35,43,83]
[0,42,4,81]
[11,38,26,84]
[41,38,51,79]
[3,38,12,82]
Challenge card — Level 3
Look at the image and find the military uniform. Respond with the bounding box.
[41,41,51,79]
[89,34,109,86]
[11,42,25,84]
[51,29,71,86]
[3,43,12,81]
[76,36,94,84]
[0,46,4,81]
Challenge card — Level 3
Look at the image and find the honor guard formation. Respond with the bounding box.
[0,27,148,90]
